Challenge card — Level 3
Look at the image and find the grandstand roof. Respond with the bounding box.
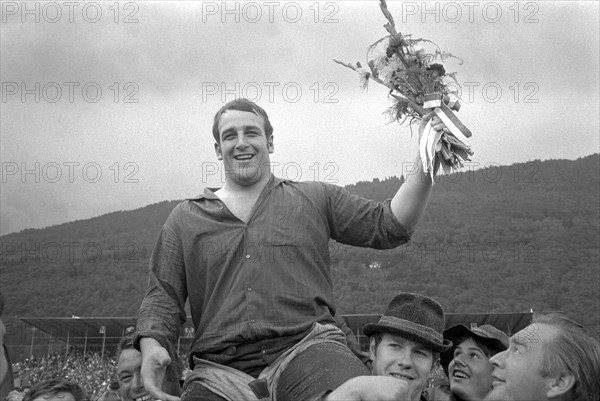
[17,317,149,348]
[19,312,533,348]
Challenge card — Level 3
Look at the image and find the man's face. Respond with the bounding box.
[370,333,434,401]
[485,323,558,401]
[117,348,149,401]
[448,337,495,401]
[214,110,274,187]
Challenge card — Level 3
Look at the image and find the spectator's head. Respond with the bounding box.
[485,312,600,401]
[116,333,146,401]
[212,98,273,144]
[363,292,452,401]
[117,331,179,401]
[23,380,85,401]
[441,324,508,401]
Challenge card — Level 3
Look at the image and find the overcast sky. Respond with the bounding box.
[1,0,599,235]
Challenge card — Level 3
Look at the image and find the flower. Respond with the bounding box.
[356,66,370,90]
[427,63,446,77]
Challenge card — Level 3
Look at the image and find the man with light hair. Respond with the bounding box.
[325,292,452,401]
[485,312,600,401]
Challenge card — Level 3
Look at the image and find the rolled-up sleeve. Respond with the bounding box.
[323,183,411,248]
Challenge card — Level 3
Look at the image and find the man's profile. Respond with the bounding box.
[485,312,600,401]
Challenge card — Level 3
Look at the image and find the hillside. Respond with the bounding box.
[1,155,599,352]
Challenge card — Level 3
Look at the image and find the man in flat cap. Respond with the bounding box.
[326,292,452,401]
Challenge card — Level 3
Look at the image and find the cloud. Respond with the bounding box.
[1,1,598,234]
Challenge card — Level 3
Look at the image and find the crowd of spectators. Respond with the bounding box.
[10,351,117,400]
[8,350,190,401]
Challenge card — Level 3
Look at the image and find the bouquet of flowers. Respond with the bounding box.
[335,0,473,176]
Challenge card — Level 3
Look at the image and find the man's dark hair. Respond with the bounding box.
[117,331,135,359]
[23,380,86,401]
[211,98,273,143]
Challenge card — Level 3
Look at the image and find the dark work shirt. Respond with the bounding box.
[135,175,410,370]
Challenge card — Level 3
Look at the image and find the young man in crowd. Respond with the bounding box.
[485,312,600,401]
[325,292,452,401]
[135,99,449,401]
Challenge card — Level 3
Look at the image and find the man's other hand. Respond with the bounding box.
[325,376,412,401]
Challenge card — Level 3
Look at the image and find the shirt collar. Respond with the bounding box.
[187,174,283,201]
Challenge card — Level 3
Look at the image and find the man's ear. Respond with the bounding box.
[267,135,274,154]
[431,357,441,374]
[214,142,223,161]
[369,337,377,362]
[546,374,575,399]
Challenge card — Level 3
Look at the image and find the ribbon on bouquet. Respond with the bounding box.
[419,93,472,180]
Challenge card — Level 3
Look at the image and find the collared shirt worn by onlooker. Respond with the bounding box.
[136,175,410,370]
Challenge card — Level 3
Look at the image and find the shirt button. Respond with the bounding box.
[247,287,252,292]
[250,319,255,323]
[245,254,251,259]
[262,350,266,354]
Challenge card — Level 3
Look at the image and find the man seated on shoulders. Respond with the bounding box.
[136,99,450,401]
[485,312,600,401]
[326,292,452,401]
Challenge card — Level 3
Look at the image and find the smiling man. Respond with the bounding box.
[118,330,180,401]
[485,313,600,401]
[135,99,448,401]
[326,292,452,401]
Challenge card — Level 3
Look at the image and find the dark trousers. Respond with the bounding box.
[181,342,369,400]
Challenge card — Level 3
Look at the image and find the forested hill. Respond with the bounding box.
[1,155,599,338]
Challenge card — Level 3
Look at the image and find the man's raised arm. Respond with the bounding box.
[390,113,447,233]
